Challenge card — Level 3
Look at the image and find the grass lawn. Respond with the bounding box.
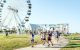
[61,34,80,50]
[0,34,42,50]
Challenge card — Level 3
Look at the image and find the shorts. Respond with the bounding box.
[56,35,59,38]
[41,38,46,40]
[31,39,34,43]
[48,36,51,41]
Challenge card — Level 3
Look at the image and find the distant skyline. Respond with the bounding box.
[29,0,80,33]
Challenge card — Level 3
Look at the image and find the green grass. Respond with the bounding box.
[0,34,42,50]
[61,34,80,50]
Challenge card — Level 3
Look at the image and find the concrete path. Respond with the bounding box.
[15,36,69,50]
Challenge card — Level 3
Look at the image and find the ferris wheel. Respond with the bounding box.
[0,0,32,34]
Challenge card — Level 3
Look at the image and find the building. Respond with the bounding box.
[27,23,69,34]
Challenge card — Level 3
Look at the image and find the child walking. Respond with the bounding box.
[30,31,35,47]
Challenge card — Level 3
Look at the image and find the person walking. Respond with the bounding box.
[47,30,53,47]
[30,31,35,47]
[56,30,61,43]
[40,31,47,45]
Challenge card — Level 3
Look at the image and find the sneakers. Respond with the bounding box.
[48,44,53,47]
[48,44,50,47]
[52,44,53,46]
[32,46,34,47]
[43,43,45,45]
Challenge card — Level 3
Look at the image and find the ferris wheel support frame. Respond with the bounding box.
[0,0,32,34]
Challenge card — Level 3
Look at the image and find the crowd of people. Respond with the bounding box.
[30,28,62,47]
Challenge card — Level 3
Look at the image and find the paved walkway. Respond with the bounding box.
[15,36,69,50]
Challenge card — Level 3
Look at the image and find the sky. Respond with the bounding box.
[1,0,80,33]
[29,0,80,33]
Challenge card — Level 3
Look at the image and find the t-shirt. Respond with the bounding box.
[43,28,47,32]
[53,31,57,36]
[56,31,60,36]
[32,33,34,39]
[48,32,52,36]
[50,28,53,32]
